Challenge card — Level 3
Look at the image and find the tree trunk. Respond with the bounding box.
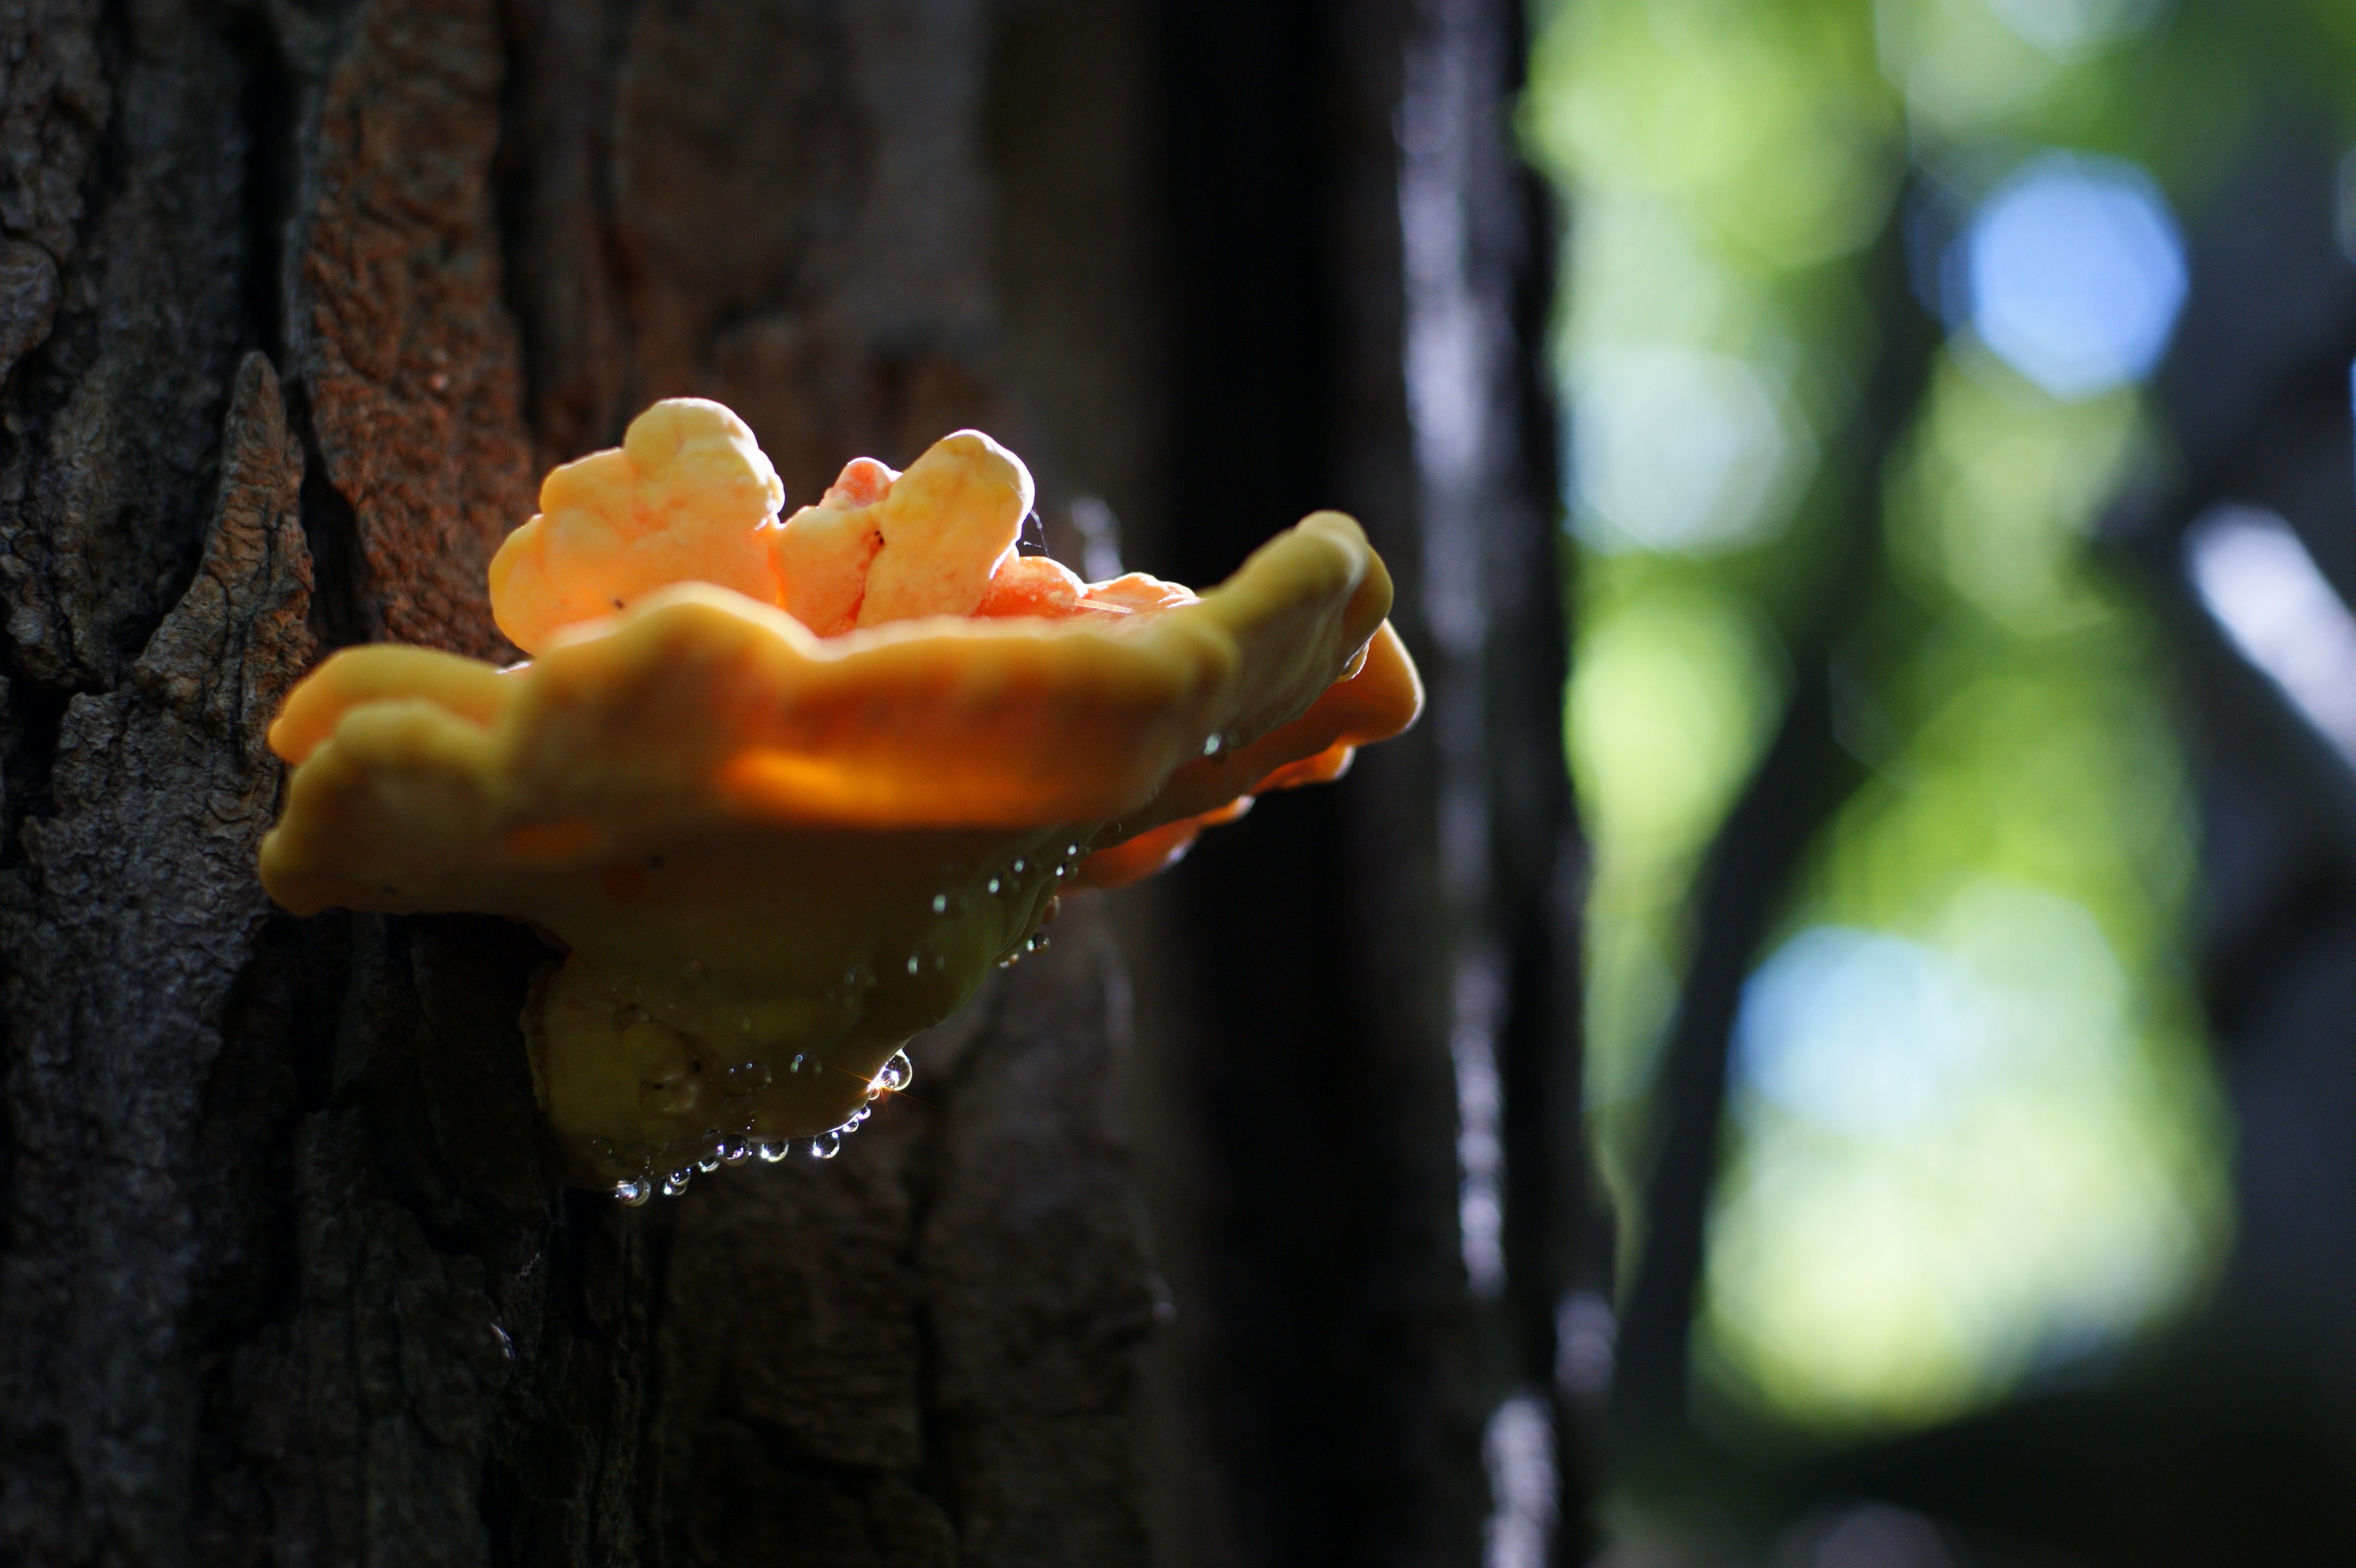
[0,2,1579,1564]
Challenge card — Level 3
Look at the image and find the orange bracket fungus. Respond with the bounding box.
[259,399,1422,1202]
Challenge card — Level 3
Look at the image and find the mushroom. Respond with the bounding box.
[260,399,1421,1200]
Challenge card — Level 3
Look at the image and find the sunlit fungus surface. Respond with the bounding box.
[259,398,1421,1201]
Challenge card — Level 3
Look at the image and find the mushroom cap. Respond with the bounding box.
[263,509,1409,898]
[258,404,1422,1184]
[770,428,1037,635]
[488,399,786,654]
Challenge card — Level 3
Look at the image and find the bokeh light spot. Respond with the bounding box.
[1984,0,2163,60]
[1709,882,2222,1429]
[1734,927,1993,1134]
[1963,152,2187,399]
[2187,503,2356,763]
[1572,346,1812,552]
[1567,584,1785,861]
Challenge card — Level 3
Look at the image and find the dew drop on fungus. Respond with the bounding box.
[615,1179,652,1206]
[717,1139,750,1165]
[696,1153,722,1173]
[662,1169,694,1197]
[810,1133,841,1160]
[931,893,949,914]
[987,877,1002,896]
[872,1049,915,1094]
[1203,732,1227,759]
[1012,857,1026,875]
[789,1053,807,1074]
[754,1137,790,1163]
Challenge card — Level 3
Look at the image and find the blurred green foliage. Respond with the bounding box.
[1527,0,2356,1438]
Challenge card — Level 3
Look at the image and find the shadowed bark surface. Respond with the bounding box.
[0,2,1578,1564]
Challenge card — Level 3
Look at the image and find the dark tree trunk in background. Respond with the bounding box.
[0,1,1581,1564]
[1100,2,1587,1563]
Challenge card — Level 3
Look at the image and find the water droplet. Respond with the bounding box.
[906,953,921,975]
[696,1152,722,1173]
[873,1049,915,1093]
[615,1179,652,1206]
[717,1139,750,1166]
[726,1061,772,1092]
[932,892,950,914]
[987,877,1002,896]
[1052,864,1068,880]
[789,1054,807,1074]
[1012,857,1027,875]
[662,1169,694,1197]
[1203,732,1227,759]
[754,1137,791,1163]
[809,1133,841,1160]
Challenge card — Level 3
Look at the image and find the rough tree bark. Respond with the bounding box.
[0,1,1577,1564]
